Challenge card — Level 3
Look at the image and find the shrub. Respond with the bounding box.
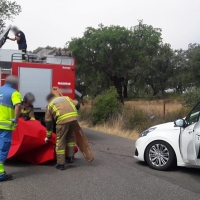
[78,98,192,137]
[78,107,92,123]
[164,107,191,122]
[91,87,122,125]
[183,88,200,107]
[121,106,150,130]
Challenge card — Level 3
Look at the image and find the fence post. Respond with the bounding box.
[163,99,166,119]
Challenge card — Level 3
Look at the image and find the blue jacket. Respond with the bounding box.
[0,84,21,130]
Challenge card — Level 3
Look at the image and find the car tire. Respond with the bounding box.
[145,140,176,171]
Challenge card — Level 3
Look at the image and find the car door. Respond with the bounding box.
[180,102,200,165]
[193,119,200,164]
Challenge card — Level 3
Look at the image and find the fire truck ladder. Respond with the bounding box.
[0,68,12,86]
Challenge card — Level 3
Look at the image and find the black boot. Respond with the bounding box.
[0,174,13,182]
[55,164,65,170]
[67,156,74,163]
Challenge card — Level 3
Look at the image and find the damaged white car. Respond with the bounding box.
[134,102,200,171]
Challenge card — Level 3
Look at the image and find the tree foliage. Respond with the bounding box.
[68,21,164,96]
[66,21,200,98]
[0,0,21,33]
[134,43,174,95]
[184,88,200,107]
[186,44,200,87]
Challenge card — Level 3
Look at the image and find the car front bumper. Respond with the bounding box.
[134,137,147,161]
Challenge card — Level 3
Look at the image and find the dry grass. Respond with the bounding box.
[84,99,182,114]
[82,100,182,117]
[80,120,139,140]
[125,100,182,116]
[79,100,185,140]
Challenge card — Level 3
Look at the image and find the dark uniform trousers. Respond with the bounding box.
[21,49,26,62]
[19,43,27,62]
[56,120,77,165]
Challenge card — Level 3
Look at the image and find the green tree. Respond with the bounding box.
[68,24,132,96]
[68,21,162,96]
[186,43,200,87]
[0,0,21,33]
[125,21,163,96]
[134,43,174,96]
[183,88,200,107]
[169,49,189,93]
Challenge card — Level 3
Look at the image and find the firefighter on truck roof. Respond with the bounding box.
[44,93,80,170]
[20,92,36,121]
[0,75,22,181]
[7,26,27,62]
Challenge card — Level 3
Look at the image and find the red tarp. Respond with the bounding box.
[7,118,78,164]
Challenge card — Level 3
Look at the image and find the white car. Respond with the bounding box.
[134,102,200,171]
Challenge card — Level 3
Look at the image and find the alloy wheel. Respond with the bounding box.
[149,144,169,167]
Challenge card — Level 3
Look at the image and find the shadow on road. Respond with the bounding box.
[5,158,91,179]
[6,158,32,167]
[136,160,200,183]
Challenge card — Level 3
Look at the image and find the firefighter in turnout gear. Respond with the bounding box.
[21,93,35,121]
[45,93,80,170]
[0,75,21,181]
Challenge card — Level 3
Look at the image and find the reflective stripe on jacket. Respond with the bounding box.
[20,102,35,120]
[0,84,22,130]
[45,96,78,125]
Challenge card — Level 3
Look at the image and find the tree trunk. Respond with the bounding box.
[152,88,159,96]
[151,85,156,96]
[124,84,128,98]
[161,89,165,97]
[151,85,159,96]
[153,90,157,96]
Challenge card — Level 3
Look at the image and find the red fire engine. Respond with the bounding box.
[0,26,81,124]
[1,56,77,123]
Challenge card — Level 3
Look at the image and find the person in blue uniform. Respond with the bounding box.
[7,26,27,62]
[0,75,22,181]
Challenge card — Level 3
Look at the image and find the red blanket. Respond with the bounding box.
[7,118,78,164]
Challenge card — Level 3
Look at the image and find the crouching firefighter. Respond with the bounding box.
[44,93,80,170]
[0,75,22,181]
[21,92,35,121]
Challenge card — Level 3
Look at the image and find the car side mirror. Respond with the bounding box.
[174,119,185,127]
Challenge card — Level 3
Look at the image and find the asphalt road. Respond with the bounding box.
[1,128,200,200]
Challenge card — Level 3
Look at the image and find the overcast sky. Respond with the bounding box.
[3,0,200,51]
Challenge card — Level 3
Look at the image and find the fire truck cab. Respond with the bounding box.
[0,26,78,124]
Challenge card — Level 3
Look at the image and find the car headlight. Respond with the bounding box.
[139,127,157,137]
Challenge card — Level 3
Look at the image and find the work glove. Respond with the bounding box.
[44,136,51,143]
[10,119,18,128]
[44,137,49,143]
[11,119,18,123]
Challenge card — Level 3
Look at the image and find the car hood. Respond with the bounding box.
[151,121,180,132]
[154,121,174,129]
